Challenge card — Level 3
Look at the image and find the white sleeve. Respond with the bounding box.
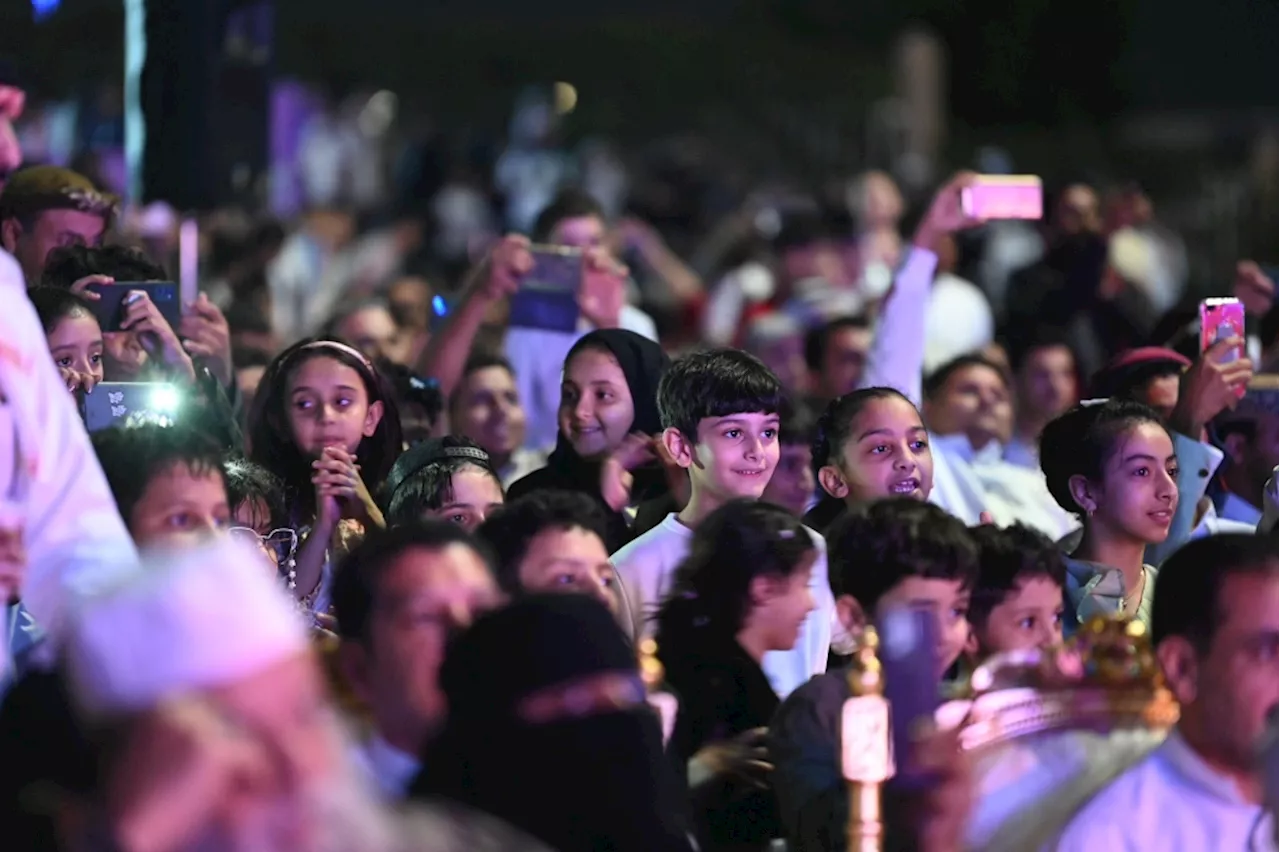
[859,247,938,408]
[0,252,138,638]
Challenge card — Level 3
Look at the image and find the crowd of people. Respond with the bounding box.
[0,67,1277,852]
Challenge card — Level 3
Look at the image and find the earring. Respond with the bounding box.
[1086,507,1095,518]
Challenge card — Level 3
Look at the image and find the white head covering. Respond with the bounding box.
[65,536,309,717]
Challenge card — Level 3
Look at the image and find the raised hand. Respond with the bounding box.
[179,293,232,385]
[311,446,384,529]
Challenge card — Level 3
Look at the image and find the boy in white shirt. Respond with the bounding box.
[612,348,833,698]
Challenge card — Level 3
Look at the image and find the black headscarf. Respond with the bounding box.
[506,329,673,549]
[410,594,694,852]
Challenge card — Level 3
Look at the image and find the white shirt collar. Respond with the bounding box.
[1161,728,1259,808]
[931,432,1003,465]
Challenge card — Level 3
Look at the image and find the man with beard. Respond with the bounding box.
[61,537,548,852]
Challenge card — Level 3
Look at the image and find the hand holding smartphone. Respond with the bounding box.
[1200,297,1248,399]
[879,604,943,790]
[508,245,583,333]
[83,281,182,333]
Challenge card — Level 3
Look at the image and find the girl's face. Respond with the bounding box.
[286,355,383,458]
[753,553,818,653]
[827,396,934,505]
[425,467,504,531]
[1081,422,1179,544]
[559,348,635,460]
[47,311,104,386]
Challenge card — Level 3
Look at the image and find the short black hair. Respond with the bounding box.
[225,300,273,336]
[1039,399,1172,515]
[923,354,1010,401]
[39,244,168,289]
[383,436,503,527]
[222,457,288,530]
[967,523,1067,632]
[531,188,605,242]
[657,348,784,440]
[332,521,492,645]
[827,498,978,613]
[779,398,819,448]
[1151,533,1278,652]
[1007,329,1079,378]
[474,490,610,596]
[91,424,226,529]
[380,360,444,444]
[811,387,916,483]
[232,346,272,371]
[449,351,515,412]
[26,286,98,334]
[804,315,870,373]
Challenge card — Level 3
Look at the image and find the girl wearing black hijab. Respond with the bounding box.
[410,594,696,852]
[507,328,676,551]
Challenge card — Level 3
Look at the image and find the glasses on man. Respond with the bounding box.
[228,527,298,566]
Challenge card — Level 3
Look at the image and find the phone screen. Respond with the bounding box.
[509,247,582,333]
[879,604,942,790]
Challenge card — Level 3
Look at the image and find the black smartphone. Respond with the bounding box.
[80,382,183,433]
[82,281,182,333]
[508,245,582,333]
[878,604,942,790]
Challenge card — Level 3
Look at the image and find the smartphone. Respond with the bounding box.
[83,281,182,333]
[878,604,942,791]
[80,382,182,433]
[1200,297,1246,361]
[961,175,1043,220]
[508,245,582,333]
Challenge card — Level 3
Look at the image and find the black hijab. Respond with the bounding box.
[507,329,672,547]
[411,594,694,852]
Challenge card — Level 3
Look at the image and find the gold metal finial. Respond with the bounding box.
[638,637,664,692]
[844,627,890,852]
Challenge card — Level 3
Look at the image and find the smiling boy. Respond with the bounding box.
[611,348,833,698]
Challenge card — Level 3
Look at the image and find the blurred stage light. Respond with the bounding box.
[32,0,61,22]
[553,82,578,115]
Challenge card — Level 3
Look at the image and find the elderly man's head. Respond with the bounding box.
[65,538,349,850]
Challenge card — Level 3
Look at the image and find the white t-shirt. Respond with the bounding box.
[611,513,833,699]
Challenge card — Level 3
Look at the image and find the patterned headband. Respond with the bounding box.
[296,340,376,375]
[442,445,491,463]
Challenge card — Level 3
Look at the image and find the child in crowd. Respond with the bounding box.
[380,361,443,448]
[92,423,230,549]
[655,500,816,851]
[769,498,978,852]
[612,347,832,698]
[382,437,505,531]
[967,523,1066,657]
[447,353,539,485]
[509,329,674,551]
[27,286,103,394]
[224,457,296,581]
[249,337,403,613]
[475,489,617,616]
[804,387,934,531]
[1040,399,1177,630]
[762,400,818,517]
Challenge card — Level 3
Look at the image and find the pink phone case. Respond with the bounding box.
[1200,297,1247,397]
[961,176,1043,220]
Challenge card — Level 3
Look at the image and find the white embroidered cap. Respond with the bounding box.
[65,536,309,717]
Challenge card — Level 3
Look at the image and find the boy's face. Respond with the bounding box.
[668,412,781,503]
[875,577,972,677]
[975,575,1064,656]
[762,442,815,516]
[130,462,231,550]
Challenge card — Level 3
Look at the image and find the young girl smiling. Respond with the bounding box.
[1040,399,1178,628]
[249,338,403,612]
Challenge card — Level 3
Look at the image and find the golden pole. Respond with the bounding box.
[843,627,890,852]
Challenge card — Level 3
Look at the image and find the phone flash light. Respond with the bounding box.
[149,384,181,414]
